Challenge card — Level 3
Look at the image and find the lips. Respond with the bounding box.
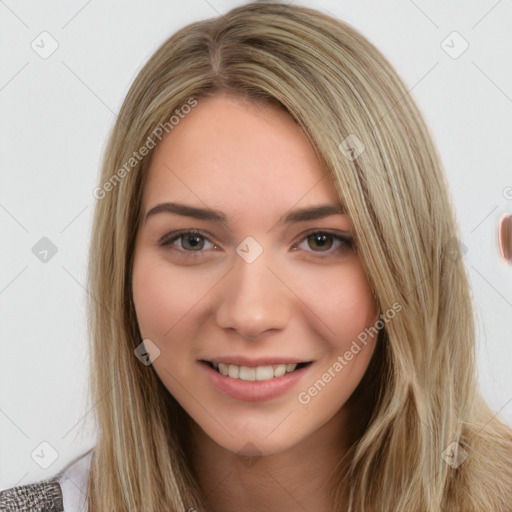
[202,361,311,381]
[200,359,314,402]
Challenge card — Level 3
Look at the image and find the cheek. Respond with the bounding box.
[132,260,177,337]
[334,278,377,342]
[132,252,215,338]
[298,262,377,346]
[295,269,378,416]
[131,254,197,389]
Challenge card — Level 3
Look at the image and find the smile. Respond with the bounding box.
[204,361,311,381]
[200,359,314,402]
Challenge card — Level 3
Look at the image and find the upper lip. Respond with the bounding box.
[200,357,312,367]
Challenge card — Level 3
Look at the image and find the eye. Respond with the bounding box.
[158,230,216,253]
[295,231,354,255]
[157,229,353,258]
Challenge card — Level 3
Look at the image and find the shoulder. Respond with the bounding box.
[0,448,94,512]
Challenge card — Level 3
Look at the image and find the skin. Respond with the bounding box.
[132,93,379,511]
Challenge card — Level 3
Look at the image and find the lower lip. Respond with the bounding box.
[200,362,312,402]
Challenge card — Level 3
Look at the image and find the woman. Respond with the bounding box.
[2,2,510,511]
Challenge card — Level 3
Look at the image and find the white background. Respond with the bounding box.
[1,0,511,489]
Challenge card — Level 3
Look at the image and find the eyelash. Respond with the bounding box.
[157,229,354,258]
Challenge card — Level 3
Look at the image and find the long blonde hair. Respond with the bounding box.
[86,2,512,510]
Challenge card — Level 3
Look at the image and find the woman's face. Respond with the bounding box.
[132,93,378,456]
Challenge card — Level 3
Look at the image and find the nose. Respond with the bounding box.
[215,252,291,340]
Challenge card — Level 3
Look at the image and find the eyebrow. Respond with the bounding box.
[144,202,345,225]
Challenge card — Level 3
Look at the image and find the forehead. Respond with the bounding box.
[143,94,340,216]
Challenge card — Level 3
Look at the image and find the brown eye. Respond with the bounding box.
[307,233,334,252]
[296,231,353,256]
[181,234,205,251]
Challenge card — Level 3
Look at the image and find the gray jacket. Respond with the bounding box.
[0,449,92,512]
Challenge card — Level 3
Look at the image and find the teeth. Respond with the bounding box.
[239,366,256,381]
[255,366,273,380]
[211,362,299,381]
[273,364,286,377]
